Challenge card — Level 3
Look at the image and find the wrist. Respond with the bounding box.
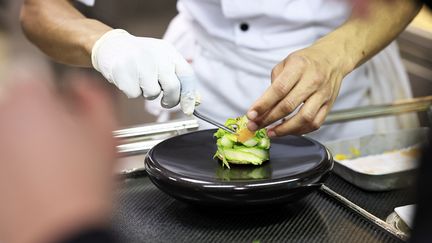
[88,29,129,71]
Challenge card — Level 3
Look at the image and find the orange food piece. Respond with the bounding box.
[237,128,255,143]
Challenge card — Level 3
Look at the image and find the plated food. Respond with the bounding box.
[213,116,270,168]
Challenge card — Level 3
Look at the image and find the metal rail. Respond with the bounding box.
[115,119,199,156]
[114,119,199,139]
[325,96,432,125]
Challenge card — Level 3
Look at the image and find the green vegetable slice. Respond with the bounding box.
[220,135,234,148]
[233,146,269,160]
[243,138,259,147]
[213,115,271,168]
[216,148,263,165]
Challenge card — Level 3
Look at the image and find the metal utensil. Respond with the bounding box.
[193,110,236,134]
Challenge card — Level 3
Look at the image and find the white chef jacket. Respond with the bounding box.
[79,0,418,141]
[178,0,350,50]
[157,0,374,141]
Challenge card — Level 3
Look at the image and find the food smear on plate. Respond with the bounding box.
[213,116,270,168]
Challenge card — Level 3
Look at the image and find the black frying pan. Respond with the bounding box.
[145,129,333,208]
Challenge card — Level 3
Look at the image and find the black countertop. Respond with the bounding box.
[112,173,411,243]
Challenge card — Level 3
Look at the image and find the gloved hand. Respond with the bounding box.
[91,29,196,115]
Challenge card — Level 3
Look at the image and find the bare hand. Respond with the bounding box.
[247,47,349,137]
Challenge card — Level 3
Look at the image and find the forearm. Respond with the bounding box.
[311,0,421,75]
[20,0,112,67]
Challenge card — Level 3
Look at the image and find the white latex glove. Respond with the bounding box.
[91,29,196,115]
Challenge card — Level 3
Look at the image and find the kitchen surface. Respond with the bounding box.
[0,1,431,243]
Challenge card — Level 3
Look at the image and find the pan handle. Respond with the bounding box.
[319,185,408,241]
[305,183,323,189]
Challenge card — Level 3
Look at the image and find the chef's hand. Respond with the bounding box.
[246,46,349,137]
[0,75,118,243]
[92,29,196,115]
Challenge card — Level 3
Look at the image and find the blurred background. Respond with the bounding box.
[0,0,431,129]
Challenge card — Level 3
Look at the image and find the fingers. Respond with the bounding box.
[112,62,142,98]
[268,96,329,137]
[109,39,195,112]
[252,78,317,129]
[247,67,302,121]
[158,64,181,109]
[175,55,196,115]
[271,63,284,82]
[138,63,161,100]
[249,58,328,130]
[177,75,196,115]
[247,52,339,136]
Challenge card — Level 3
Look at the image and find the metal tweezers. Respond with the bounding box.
[193,110,236,134]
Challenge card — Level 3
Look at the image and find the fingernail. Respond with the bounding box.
[268,130,276,138]
[247,110,258,120]
[247,121,259,131]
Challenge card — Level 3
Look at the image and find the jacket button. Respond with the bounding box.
[240,23,249,31]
